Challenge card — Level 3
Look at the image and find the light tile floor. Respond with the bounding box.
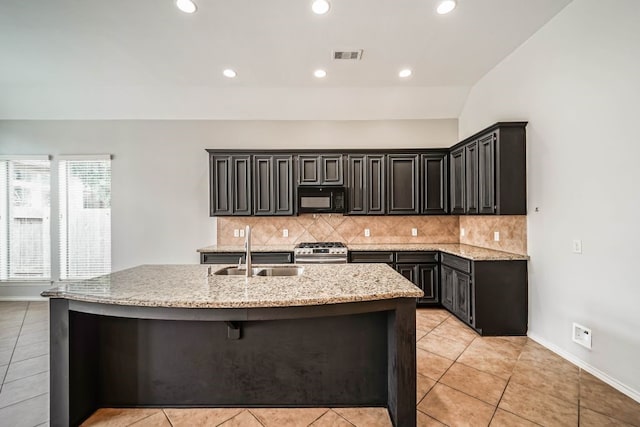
[1,302,639,426]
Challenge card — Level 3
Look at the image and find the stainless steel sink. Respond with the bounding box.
[256,266,304,277]
[213,266,304,277]
[213,267,262,276]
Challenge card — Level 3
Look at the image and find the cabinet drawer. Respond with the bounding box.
[349,251,394,263]
[252,252,293,264]
[200,252,244,264]
[440,253,472,274]
[395,251,438,264]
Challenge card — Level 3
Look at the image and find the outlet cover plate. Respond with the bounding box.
[572,322,592,349]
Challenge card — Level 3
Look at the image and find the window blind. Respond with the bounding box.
[0,157,51,281]
[59,157,111,280]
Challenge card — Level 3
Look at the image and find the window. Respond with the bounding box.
[59,156,111,280]
[0,157,51,280]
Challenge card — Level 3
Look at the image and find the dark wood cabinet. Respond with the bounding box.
[449,122,527,215]
[253,155,294,216]
[465,142,479,214]
[298,155,343,186]
[387,154,419,215]
[200,252,293,264]
[210,154,252,216]
[440,252,527,335]
[449,147,465,215]
[347,155,385,215]
[478,133,495,214]
[350,250,438,306]
[421,152,448,214]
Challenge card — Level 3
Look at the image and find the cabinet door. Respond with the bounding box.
[367,155,385,214]
[449,148,465,215]
[395,264,417,285]
[387,154,419,214]
[421,153,448,214]
[274,155,294,215]
[478,133,496,214]
[465,141,479,214]
[321,155,343,185]
[417,263,439,305]
[347,155,366,214]
[298,155,320,185]
[454,272,472,324]
[210,155,232,216]
[232,156,252,215]
[253,156,273,215]
[441,265,454,311]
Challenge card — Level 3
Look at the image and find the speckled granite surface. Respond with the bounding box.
[41,264,423,308]
[198,243,528,261]
[347,244,529,261]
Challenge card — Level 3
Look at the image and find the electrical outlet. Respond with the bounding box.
[282,229,289,237]
[460,228,465,237]
[364,228,371,237]
[572,239,582,254]
[572,322,592,349]
[494,231,500,241]
[411,228,418,237]
[239,229,245,237]
[233,229,239,237]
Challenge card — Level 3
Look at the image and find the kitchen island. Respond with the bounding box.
[42,264,423,427]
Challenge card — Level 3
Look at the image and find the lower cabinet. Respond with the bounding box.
[200,252,293,264]
[349,251,439,307]
[441,253,527,336]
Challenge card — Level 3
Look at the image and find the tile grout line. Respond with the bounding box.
[246,409,268,426]
[330,410,357,427]
[214,409,245,426]
[304,408,330,426]
[161,409,175,427]
[0,391,48,412]
[0,304,29,393]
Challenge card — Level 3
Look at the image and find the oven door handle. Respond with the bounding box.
[294,257,348,264]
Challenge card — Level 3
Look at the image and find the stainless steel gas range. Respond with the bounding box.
[293,242,348,264]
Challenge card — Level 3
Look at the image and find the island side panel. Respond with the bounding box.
[387,299,417,427]
[51,299,101,427]
[98,310,389,407]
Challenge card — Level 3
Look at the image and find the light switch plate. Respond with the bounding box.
[364,228,371,237]
[239,229,245,237]
[494,231,500,241]
[460,228,465,237]
[411,228,418,237]
[233,229,239,237]
[572,239,582,254]
[282,229,289,237]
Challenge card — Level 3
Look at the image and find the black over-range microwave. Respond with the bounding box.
[297,186,345,214]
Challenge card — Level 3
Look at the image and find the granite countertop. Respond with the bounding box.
[41,264,423,309]
[346,243,529,261]
[198,243,528,261]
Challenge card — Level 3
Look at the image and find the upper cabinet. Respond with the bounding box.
[387,154,419,215]
[209,154,252,216]
[253,155,294,216]
[421,152,449,215]
[298,155,343,186]
[449,122,527,215]
[346,155,385,215]
[207,122,525,217]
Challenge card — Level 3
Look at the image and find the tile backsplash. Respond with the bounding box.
[459,215,528,255]
[218,214,528,255]
[218,215,460,246]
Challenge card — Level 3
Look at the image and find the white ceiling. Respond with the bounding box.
[0,0,573,120]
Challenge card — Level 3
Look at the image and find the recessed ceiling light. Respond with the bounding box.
[311,0,331,15]
[399,69,412,78]
[314,69,327,78]
[436,0,456,15]
[176,0,197,14]
[223,69,237,78]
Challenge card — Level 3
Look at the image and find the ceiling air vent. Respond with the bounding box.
[332,50,363,60]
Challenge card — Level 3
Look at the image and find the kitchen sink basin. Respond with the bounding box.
[213,266,304,277]
[213,267,262,276]
[256,266,304,277]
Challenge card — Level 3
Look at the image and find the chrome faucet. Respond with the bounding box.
[244,225,252,278]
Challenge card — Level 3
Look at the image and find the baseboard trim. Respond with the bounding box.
[527,332,640,403]
[0,296,47,301]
